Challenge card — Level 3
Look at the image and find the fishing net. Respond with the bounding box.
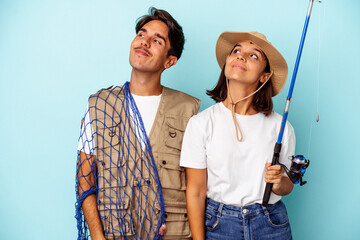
[75,82,165,240]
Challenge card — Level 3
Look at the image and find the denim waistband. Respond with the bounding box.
[206,198,281,217]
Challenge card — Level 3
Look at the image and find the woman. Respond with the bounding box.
[180,31,295,240]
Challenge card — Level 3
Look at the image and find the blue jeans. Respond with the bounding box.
[205,199,292,240]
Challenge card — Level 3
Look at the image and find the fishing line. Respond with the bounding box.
[307,0,325,158]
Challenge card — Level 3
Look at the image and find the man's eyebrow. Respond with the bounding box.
[138,28,166,43]
[139,28,147,33]
[155,33,166,43]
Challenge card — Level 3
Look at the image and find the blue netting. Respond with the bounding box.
[76,82,165,240]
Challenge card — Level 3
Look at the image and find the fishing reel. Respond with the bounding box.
[280,155,310,186]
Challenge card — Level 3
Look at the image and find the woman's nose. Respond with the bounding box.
[237,55,246,62]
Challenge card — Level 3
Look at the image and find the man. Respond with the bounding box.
[76,7,200,240]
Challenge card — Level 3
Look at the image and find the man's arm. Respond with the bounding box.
[185,168,207,240]
[77,151,105,240]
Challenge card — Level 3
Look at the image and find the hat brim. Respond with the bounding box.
[216,31,288,96]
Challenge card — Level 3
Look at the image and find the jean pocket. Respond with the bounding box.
[264,201,290,228]
[205,208,220,231]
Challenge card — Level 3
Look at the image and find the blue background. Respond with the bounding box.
[1,0,359,239]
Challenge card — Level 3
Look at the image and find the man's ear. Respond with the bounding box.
[164,56,178,69]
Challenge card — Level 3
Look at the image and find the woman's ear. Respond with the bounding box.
[260,72,272,83]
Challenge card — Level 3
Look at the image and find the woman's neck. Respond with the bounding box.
[224,80,259,115]
[222,98,258,115]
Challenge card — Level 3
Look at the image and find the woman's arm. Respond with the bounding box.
[186,168,207,240]
[264,163,294,196]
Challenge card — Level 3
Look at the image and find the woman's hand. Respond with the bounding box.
[264,163,294,196]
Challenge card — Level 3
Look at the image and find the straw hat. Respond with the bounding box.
[216,31,288,96]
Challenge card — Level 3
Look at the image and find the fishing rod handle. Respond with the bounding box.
[262,143,282,207]
[262,182,274,207]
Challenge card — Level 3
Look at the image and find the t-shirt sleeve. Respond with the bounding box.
[279,121,296,170]
[180,115,207,169]
[77,104,96,155]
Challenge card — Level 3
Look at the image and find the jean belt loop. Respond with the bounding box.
[262,205,269,217]
[217,202,224,218]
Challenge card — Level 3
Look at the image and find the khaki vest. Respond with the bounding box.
[89,85,200,239]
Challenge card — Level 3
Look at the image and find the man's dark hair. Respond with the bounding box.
[206,61,273,116]
[135,7,185,60]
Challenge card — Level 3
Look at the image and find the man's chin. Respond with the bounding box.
[129,60,148,70]
[130,65,154,73]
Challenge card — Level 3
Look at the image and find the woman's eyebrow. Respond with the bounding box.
[231,43,265,58]
[248,42,265,55]
[253,48,263,54]
[230,44,241,53]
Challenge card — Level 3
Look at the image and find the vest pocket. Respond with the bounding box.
[155,202,191,239]
[164,116,189,151]
[97,164,136,238]
[158,154,186,191]
[97,165,130,189]
[95,117,121,149]
[98,197,135,238]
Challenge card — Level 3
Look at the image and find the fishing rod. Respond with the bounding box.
[262,0,317,207]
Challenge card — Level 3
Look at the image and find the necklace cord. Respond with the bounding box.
[226,72,272,142]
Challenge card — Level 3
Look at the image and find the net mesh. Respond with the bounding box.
[75,82,165,240]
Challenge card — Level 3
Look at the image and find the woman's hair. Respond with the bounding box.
[135,7,185,60]
[206,57,273,116]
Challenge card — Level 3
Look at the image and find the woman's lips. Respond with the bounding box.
[232,64,246,71]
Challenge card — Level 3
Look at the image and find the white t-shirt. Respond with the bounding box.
[77,94,161,154]
[179,102,295,207]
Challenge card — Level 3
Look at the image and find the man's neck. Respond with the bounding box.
[129,69,162,96]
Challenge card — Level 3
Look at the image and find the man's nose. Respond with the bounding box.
[141,37,150,47]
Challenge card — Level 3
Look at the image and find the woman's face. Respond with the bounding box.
[224,41,270,87]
